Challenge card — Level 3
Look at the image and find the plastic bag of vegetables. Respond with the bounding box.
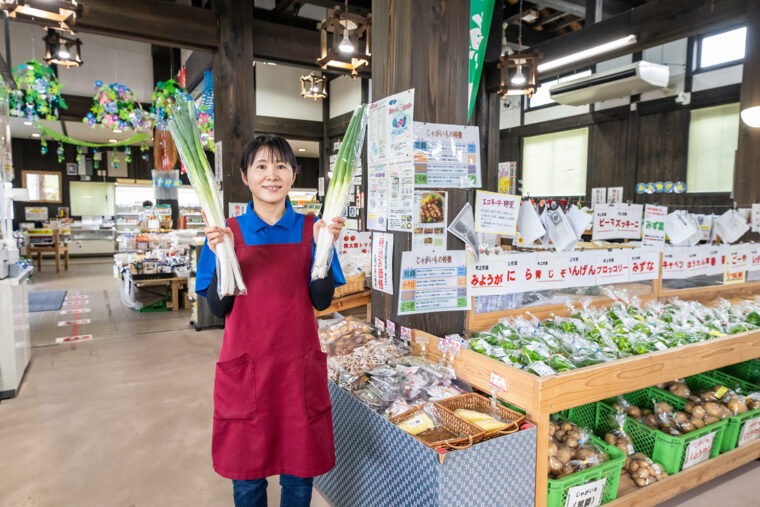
[311,105,368,280]
[167,94,246,296]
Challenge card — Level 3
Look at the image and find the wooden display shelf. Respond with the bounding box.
[609,438,760,506]
[411,278,760,507]
[315,289,371,320]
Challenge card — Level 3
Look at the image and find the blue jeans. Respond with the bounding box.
[232,475,314,507]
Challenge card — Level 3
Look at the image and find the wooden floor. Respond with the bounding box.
[1,257,757,506]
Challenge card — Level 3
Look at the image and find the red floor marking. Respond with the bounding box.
[57,319,91,327]
[55,334,93,344]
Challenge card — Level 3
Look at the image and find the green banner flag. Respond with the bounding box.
[468,0,495,121]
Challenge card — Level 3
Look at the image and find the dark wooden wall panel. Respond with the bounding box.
[635,109,690,185]
[587,119,628,195]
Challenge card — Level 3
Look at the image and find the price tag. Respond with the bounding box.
[714,385,728,399]
[444,334,464,355]
[400,326,413,341]
[374,317,385,332]
[489,372,507,392]
[682,431,716,469]
[738,416,760,447]
[386,320,396,337]
[564,478,605,507]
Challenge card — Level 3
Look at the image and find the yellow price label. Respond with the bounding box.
[715,386,728,399]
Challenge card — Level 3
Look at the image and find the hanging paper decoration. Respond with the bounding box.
[196,71,214,151]
[92,148,99,169]
[84,81,149,131]
[151,79,186,131]
[40,138,48,155]
[76,145,83,162]
[57,143,64,163]
[36,122,150,148]
[9,60,67,121]
[140,145,150,161]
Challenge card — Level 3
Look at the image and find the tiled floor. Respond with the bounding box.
[2,257,758,506]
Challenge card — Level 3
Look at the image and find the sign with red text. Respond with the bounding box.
[339,230,371,257]
[372,232,394,294]
[530,252,570,290]
[596,250,630,285]
[474,190,521,235]
[662,248,690,279]
[467,253,530,296]
[592,203,643,240]
[566,251,600,288]
[682,431,716,470]
[738,416,760,447]
[629,250,660,282]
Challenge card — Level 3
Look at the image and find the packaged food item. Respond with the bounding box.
[454,408,510,432]
[625,452,668,487]
[319,316,374,355]
[604,411,635,455]
[547,420,609,479]
[397,412,436,435]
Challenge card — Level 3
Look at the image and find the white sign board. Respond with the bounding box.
[372,232,394,294]
[474,190,520,235]
[682,431,716,470]
[564,478,605,507]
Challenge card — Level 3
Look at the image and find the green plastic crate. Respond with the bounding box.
[720,359,760,385]
[564,401,599,430]
[547,415,626,507]
[599,387,726,475]
[137,299,169,313]
[693,370,760,452]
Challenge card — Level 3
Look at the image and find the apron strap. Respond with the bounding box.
[302,214,315,245]
[227,217,245,247]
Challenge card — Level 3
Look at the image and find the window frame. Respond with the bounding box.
[520,127,589,198]
[693,25,747,74]
[21,170,63,203]
[685,102,740,194]
[524,68,594,112]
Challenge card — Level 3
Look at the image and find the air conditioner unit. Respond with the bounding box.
[550,61,670,106]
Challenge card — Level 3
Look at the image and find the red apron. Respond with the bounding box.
[211,214,335,480]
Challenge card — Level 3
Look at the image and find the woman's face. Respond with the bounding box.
[242,147,296,205]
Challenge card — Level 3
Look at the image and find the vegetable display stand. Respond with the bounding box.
[411,315,760,506]
[315,381,537,507]
[720,359,760,385]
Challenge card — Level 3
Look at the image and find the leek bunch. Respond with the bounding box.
[167,94,246,296]
[312,104,368,280]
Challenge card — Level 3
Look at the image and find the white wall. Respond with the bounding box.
[692,64,743,92]
[499,97,521,129]
[594,55,632,110]
[0,21,154,102]
[524,104,589,125]
[255,63,323,121]
[329,76,362,118]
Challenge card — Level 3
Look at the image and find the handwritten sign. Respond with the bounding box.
[738,416,760,447]
[642,204,667,249]
[398,251,470,315]
[596,250,630,285]
[629,249,660,282]
[592,203,643,240]
[591,188,606,209]
[607,187,624,204]
[564,478,605,507]
[682,431,716,470]
[475,190,521,235]
[372,232,394,294]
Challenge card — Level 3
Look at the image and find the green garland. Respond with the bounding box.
[35,123,150,147]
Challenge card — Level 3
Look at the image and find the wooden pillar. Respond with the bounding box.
[734,2,760,207]
[213,0,256,212]
[370,0,469,337]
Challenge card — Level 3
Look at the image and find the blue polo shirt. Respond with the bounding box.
[195,200,346,297]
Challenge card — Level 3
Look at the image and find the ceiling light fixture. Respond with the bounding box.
[43,28,83,68]
[31,133,40,137]
[511,65,527,85]
[741,106,760,128]
[498,0,539,98]
[109,138,117,143]
[299,72,327,100]
[23,121,32,125]
[4,1,79,31]
[317,5,371,78]
[537,34,638,73]
[298,147,307,152]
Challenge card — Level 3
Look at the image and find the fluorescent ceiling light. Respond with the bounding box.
[298,148,306,152]
[537,34,637,73]
[31,133,40,137]
[109,139,118,143]
[741,106,760,128]
[23,121,32,125]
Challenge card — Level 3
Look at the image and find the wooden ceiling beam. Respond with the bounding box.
[273,0,299,15]
[73,0,218,52]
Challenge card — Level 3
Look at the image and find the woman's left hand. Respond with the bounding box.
[314,216,346,243]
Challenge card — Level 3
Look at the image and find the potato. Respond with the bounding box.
[566,429,581,441]
[628,406,642,419]
[704,402,722,417]
[575,447,597,461]
[727,397,747,415]
[635,476,652,487]
[691,405,706,419]
[605,433,617,445]
[633,466,650,479]
[703,415,720,425]
[554,430,566,442]
[628,459,640,473]
[549,455,563,474]
[691,416,705,429]
[548,440,558,456]
[679,421,696,433]
[674,412,689,424]
[701,391,717,402]
[642,408,653,416]
[632,452,648,460]
[565,437,580,448]
[669,383,691,398]
[719,405,732,419]
[654,402,673,415]
[684,400,695,414]
[556,446,575,464]
[562,463,576,476]
[560,421,574,432]
[617,442,633,454]
[641,414,658,428]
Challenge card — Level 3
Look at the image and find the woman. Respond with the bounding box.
[195,134,345,507]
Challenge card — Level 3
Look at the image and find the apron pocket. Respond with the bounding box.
[214,354,256,420]
[303,350,331,419]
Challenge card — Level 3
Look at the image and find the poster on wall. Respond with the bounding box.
[412,190,448,251]
[367,164,388,231]
[372,232,394,294]
[413,122,482,188]
[398,250,469,315]
[474,190,520,235]
[497,161,517,194]
[66,163,78,176]
[388,162,415,231]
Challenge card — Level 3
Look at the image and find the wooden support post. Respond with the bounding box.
[213,0,257,212]
[530,411,550,507]
[734,1,760,206]
[370,0,470,337]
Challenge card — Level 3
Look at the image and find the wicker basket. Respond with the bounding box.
[389,402,486,450]
[437,393,525,440]
[334,272,366,299]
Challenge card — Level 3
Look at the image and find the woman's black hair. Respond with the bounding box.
[240,135,299,176]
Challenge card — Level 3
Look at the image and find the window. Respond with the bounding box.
[697,26,746,70]
[522,128,588,196]
[686,102,739,193]
[22,170,62,203]
[528,70,592,109]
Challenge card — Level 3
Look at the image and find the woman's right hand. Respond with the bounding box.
[202,211,233,254]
